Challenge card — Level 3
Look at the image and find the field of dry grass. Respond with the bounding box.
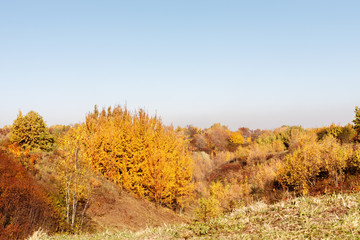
[31,192,360,239]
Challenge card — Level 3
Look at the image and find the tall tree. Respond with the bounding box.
[353,106,360,135]
[57,125,92,229]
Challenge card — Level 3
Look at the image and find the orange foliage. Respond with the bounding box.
[62,106,194,210]
[0,151,58,240]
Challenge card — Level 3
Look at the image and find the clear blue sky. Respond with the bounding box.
[1,1,359,130]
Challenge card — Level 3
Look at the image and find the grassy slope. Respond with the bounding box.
[32,192,360,240]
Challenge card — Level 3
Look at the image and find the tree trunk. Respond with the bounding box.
[71,148,79,228]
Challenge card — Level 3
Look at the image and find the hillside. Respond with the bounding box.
[32,192,360,239]
[84,179,186,231]
[0,145,186,239]
[32,150,186,232]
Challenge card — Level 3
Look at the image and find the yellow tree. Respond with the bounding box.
[170,134,195,212]
[139,121,194,209]
[142,124,177,207]
[57,124,93,229]
[277,134,351,194]
[80,105,195,209]
[229,132,244,145]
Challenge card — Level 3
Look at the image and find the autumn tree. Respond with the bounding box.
[10,111,54,151]
[229,132,244,145]
[205,123,231,152]
[227,131,244,152]
[78,106,194,210]
[142,125,194,210]
[277,137,322,194]
[57,125,93,229]
[320,135,350,187]
[277,134,351,194]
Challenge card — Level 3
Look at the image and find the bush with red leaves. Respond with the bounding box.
[0,150,58,240]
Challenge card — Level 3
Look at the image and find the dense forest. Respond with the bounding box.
[1,106,360,239]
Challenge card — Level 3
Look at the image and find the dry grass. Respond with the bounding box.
[36,192,360,239]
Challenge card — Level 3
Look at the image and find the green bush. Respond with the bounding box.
[10,111,54,151]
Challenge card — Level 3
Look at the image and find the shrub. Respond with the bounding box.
[247,143,272,164]
[317,124,356,143]
[277,135,352,194]
[277,141,322,194]
[255,126,304,150]
[194,196,221,222]
[251,159,279,195]
[320,135,351,187]
[195,179,251,222]
[287,130,317,151]
[209,181,231,211]
[234,146,249,162]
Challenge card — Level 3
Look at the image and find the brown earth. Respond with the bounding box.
[86,179,186,231]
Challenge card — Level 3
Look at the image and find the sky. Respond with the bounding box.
[1,1,359,130]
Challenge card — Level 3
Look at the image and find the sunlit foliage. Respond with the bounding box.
[194,196,220,222]
[10,111,54,151]
[277,135,352,194]
[195,180,251,221]
[317,123,356,143]
[57,125,93,229]
[229,132,244,145]
[63,106,195,210]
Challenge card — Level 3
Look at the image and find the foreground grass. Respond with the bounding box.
[33,193,360,239]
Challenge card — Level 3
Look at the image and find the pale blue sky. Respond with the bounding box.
[1,1,359,129]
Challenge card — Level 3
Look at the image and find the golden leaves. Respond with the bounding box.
[65,105,195,209]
